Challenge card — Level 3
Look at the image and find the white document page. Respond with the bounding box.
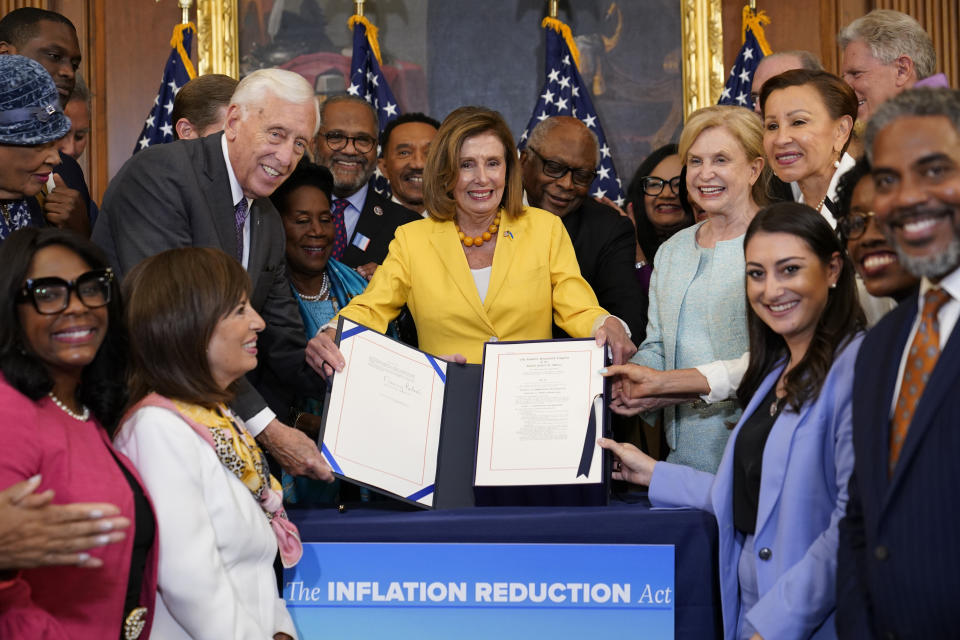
[322,320,446,507]
[474,340,605,487]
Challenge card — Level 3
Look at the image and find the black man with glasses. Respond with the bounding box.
[94,68,336,486]
[520,116,647,342]
[314,96,418,280]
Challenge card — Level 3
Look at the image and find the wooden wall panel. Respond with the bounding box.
[874,0,959,89]
[0,0,46,12]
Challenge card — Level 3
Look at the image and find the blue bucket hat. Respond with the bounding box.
[0,55,71,146]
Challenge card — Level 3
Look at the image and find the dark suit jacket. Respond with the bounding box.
[92,133,324,422]
[339,188,419,268]
[837,291,960,639]
[554,198,648,342]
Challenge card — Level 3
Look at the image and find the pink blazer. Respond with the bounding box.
[0,377,158,639]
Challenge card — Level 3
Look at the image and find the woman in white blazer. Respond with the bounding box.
[602,203,865,639]
[115,248,301,640]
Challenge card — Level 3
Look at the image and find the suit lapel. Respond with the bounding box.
[754,374,802,536]
[484,210,519,312]
[427,221,495,333]
[857,300,915,511]
[887,313,960,498]
[200,134,241,257]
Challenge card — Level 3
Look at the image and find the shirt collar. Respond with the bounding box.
[920,264,960,302]
[336,182,369,212]
[220,133,249,208]
[391,193,427,217]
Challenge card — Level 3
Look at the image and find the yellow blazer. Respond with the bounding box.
[334,207,608,363]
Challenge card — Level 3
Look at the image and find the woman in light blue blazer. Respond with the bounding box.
[625,105,771,472]
[602,202,865,639]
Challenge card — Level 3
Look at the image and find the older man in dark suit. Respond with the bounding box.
[520,116,647,342]
[837,87,960,638]
[92,68,332,481]
[314,95,419,280]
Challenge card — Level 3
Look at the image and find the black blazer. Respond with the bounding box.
[92,133,324,421]
[554,198,648,342]
[837,291,960,639]
[339,188,419,268]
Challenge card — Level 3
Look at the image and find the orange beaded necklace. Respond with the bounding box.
[455,214,501,248]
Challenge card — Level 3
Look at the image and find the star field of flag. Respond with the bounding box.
[134,26,195,154]
[718,26,764,109]
[519,23,624,207]
[347,19,399,196]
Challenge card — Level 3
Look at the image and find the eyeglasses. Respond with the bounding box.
[641,175,682,197]
[838,210,877,241]
[321,131,376,154]
[526,147,597,187]
[16,268,114,315]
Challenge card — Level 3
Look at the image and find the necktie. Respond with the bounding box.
[234,199,249,262]
[889,287,952,474]
[331,198,349,261]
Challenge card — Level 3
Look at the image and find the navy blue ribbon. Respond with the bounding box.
[577,395,601,478]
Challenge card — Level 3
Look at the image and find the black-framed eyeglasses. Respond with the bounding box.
[16,268,114,315]
[527,147,597,187]
[837,210,877,241]
[641,175,682,197]
[321,131,376,154]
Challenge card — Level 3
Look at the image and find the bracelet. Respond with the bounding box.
[634,260,647,269]
[292,410,305,430]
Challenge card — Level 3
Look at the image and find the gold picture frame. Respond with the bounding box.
[196,0,724,120]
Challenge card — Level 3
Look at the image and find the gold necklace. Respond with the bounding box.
[456,215,500,248]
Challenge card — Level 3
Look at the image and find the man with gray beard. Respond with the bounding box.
[314,95,418,280]
[837,87,960,639]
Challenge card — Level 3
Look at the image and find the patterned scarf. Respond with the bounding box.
[127,393,302,567]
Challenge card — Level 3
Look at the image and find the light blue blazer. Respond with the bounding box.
[649,335,862,640]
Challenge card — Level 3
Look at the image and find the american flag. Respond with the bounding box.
[519,18,624,207]
[718,8,772,109]
[134,23,196,154]
[346,15,399,196]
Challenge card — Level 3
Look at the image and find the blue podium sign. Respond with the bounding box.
[284,542,674,639]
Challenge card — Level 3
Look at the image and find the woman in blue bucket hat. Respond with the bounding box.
[0,54,71,242]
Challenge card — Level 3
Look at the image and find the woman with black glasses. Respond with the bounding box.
[0,228,157,640]
[626,144,695,276]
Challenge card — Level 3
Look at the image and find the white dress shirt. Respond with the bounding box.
[220,135,274,436]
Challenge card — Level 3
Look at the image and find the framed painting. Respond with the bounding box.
[196,0,723,181]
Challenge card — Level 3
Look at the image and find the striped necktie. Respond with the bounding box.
[889,287,952,474]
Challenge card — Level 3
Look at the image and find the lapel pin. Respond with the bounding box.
[504,230,514,239]
[373,205,384,216]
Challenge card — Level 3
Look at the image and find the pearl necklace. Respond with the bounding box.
[48,391,90,421]
[456,215,500,248]
[296,271,330,302]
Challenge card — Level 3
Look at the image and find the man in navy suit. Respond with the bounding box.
[837,87,960,638]
[314,95,418,280]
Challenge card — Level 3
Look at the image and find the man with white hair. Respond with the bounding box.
[838,9,948,121]
[93,68,333,481]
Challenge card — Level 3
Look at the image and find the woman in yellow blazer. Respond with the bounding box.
[307,106,634,370]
